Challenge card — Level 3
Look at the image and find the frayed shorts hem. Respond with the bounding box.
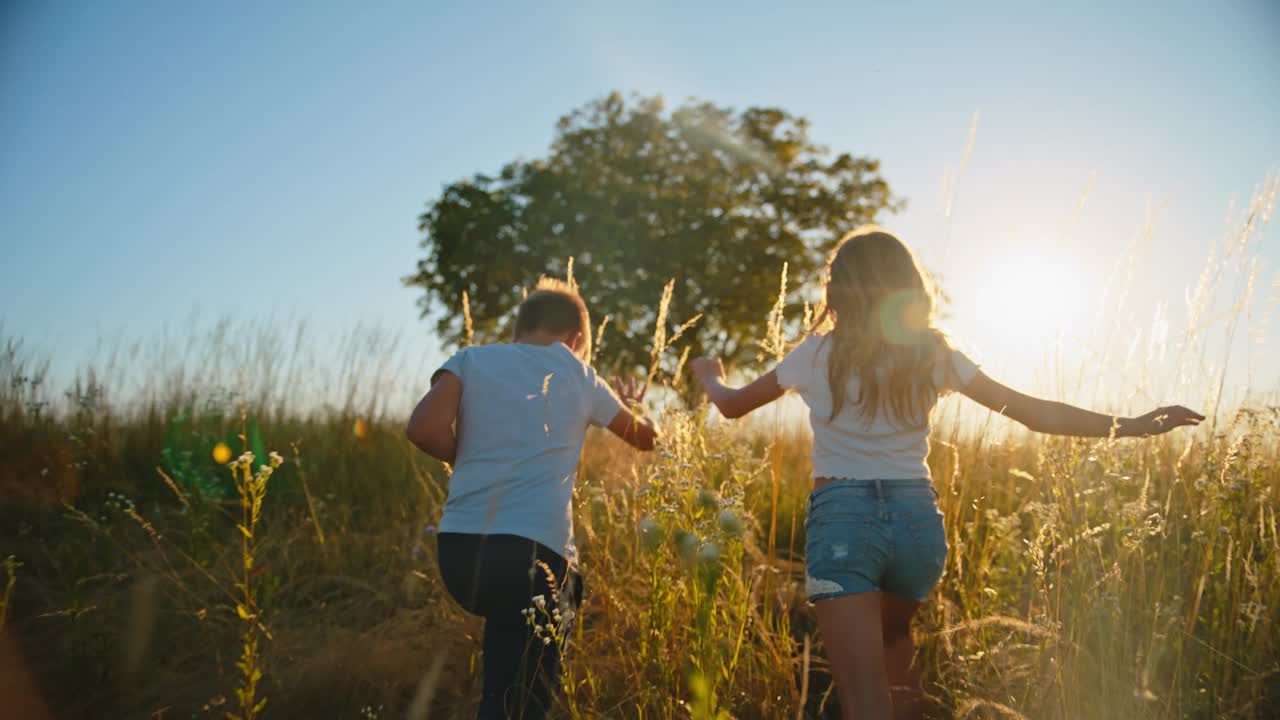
[806,585,930,605]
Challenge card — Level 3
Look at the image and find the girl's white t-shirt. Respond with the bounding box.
[774,333,980,481]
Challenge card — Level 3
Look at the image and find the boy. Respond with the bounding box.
[406,278,657,719]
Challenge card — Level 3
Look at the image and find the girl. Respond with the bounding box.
[689,227,1202,720]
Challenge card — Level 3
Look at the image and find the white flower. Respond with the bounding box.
[542,636,551,645]
[532,595,546,609]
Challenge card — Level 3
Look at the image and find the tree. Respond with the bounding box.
[406,92,900,374]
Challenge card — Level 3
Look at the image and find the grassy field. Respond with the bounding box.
[2,358,1277,719]
[2,192,1279,718]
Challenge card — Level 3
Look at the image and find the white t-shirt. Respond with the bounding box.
[774,333,980,481]
[434,342,623,564]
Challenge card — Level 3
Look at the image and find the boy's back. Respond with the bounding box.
[407,278,655,719]
[435,341,621,564]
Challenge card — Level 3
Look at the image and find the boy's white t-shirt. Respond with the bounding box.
[774,333,980,481]
[434,342,623,564]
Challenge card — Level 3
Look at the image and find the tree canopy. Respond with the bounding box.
[406,92,900,373]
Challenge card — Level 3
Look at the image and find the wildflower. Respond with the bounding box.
[674,530,698,561]
[542,636,551,645]
[532,594,546,610]
[639,516,662,552]
[268,450,284,467]
[697,488,719,510]
[697,543,721,564]
[212,442,232,464]
[717,509,743,536]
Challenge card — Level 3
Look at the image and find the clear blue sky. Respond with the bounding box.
[3,1,1278,406]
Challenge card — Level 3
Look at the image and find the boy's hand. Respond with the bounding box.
[611,375,646,406]
[689,357,725,386]
[1127,405,1204,436]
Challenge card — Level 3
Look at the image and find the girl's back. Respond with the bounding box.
[776,333,978,480]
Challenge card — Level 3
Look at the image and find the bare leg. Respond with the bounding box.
[814,591,892,720]
[881,594,925,720]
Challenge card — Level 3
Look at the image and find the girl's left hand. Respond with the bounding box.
[1128,405,1205,436]
[611,375,646,406]
[689,357,725,385]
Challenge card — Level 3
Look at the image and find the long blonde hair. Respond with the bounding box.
[816,227,947,426]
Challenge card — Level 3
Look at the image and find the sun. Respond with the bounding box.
[967,246,1099,358]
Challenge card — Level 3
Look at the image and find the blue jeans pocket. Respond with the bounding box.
[805,508,889,600]
[808,516,878,562]
[888,511,946,598]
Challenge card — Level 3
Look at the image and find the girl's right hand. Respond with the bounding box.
[1127,405,1205,436]
[689,357,725,385]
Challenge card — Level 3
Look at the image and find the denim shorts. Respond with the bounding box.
[804,479,947,603]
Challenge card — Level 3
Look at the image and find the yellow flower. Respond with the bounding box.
[353,418,369,439]
[212,442,232,464]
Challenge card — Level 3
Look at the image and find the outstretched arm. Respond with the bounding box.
[691,357,786,419]
[406,371,462,462]
[959,371,1203,438]
[606,410,659,450]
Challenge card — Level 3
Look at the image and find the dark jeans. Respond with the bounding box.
[437,533,583,720]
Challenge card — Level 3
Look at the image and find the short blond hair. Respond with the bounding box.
[514,277,592,359]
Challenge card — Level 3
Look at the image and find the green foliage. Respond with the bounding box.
[406,92,899,371]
